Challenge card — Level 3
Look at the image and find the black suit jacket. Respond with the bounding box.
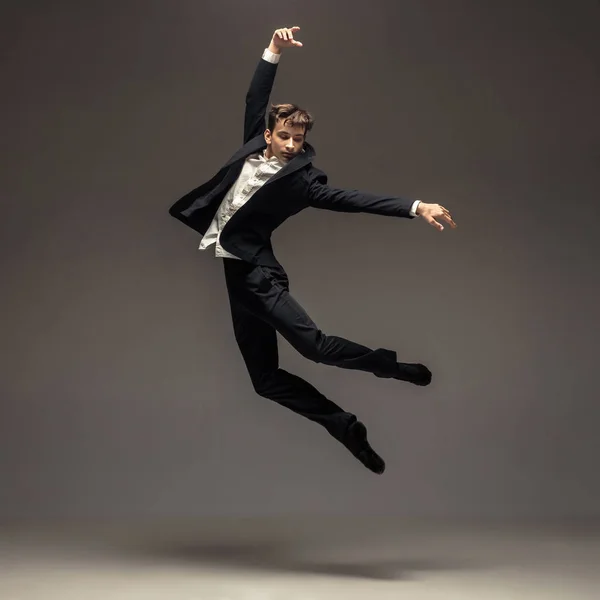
[168,56,416,268]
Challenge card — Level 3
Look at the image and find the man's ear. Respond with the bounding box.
[264,129,272,144]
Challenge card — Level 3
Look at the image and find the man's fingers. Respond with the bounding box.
[442,212,457,227]
[274,27,302,46]
[419,203,455,230]
[434,205,456,228]
[427,217,444,231]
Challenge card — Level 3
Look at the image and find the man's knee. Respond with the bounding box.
[294,330,327,363]
[251,370,279,398]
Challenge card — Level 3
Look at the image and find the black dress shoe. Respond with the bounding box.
[394,363,432,386]
[344,421,386,475]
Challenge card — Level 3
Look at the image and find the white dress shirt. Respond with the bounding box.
[199,48,420,260]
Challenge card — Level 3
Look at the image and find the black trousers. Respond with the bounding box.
[223,258,401,443]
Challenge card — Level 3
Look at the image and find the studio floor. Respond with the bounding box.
[1,517,599,599]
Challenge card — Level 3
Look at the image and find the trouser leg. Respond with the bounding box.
[227,293,356,441]
[224,260,400,379]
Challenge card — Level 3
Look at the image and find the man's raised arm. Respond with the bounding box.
[243,26,303,144]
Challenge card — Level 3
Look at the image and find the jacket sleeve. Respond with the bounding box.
[307,174,416,219]
[243,56,278,144]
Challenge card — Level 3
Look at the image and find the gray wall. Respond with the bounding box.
[1,0,599,522]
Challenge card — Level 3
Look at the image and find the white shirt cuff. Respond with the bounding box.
[262,48,281,64]
[410,200,421,217]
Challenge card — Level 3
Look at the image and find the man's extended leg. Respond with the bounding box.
[224,260,431,386]
[226,292,385,474]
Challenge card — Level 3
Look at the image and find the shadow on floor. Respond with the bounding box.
[127,539,483,580]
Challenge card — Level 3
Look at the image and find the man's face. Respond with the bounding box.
[264,119,306,162]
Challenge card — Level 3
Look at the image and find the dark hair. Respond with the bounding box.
[267,103,314,134]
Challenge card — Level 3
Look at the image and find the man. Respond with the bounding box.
[169,26,457,474]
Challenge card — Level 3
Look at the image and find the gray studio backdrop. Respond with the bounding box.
[2,0,599,522]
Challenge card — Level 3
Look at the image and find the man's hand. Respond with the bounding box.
[416,202,457,231]
[268,26,303,54]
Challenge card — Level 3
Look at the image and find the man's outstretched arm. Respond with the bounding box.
[307,177,457,231]
[243,26,303,144]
